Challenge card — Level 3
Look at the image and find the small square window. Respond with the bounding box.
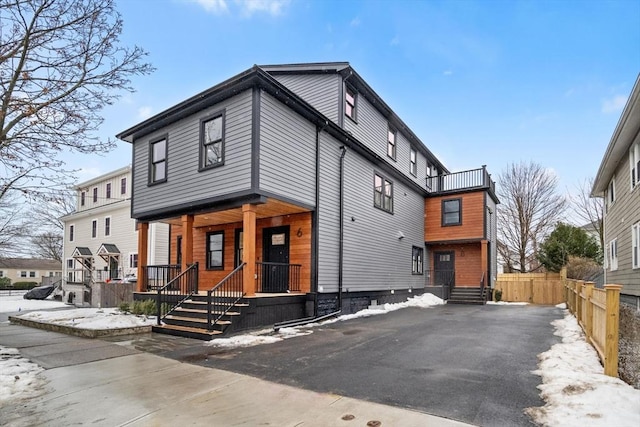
[374,173,393,213]
[200,114,225,169]
[20,271,27,278]
[345,86,357,120]
[442,198,462,226]
[387,127,396,160]
[29,271,36,278]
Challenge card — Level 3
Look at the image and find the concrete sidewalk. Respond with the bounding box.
[0,323,472,427]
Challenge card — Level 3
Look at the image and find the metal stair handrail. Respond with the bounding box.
[156,262,199,325]
[207,262,246,331]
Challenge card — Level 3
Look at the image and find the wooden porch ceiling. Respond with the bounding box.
[162,198,311,228]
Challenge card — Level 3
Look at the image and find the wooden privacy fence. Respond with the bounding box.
[495,270,565,305]
[565,280,622,377]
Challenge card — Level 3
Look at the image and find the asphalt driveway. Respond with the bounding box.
[159,303,564,426]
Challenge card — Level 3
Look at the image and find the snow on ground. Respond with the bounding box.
[526,309,640,427]
[0,346,47,403]
[486,301,529,305]
[0,294,68,314]
[14,308,156,329]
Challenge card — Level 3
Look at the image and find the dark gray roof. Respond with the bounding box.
[97,243,120,255]
[72,247,93,257]
[0,258,61,270]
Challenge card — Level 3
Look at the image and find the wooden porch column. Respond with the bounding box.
[242,204,257,296]
[480,239,488,286]
[136,222,149,292]
[181,215,194,293]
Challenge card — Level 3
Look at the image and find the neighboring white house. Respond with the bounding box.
[60,166,169,305]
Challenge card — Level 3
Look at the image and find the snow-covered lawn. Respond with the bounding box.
[14,308,157,329]
[0,294,68,314]
[0,346,47,403]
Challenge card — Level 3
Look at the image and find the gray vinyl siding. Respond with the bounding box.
[604,157,640,296]
[317,132,341,290]
[132,90,253,217]
[271,74,341,124]
[259,92,316,207]
[341,152,426,292]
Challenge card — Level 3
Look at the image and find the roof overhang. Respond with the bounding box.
[592,74,640,196]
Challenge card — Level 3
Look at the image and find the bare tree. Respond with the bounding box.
[0,0,153,201]
[27,189,75,260]
[571,177,604,250]
[0,193,30,258]
[30,231,62,261]
[497,161,567,273]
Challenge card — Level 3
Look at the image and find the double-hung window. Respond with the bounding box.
[631,141,640,189]
[129,253,138,269]
[106,183,111,199]
[149,136,167,184]
[80,192,85,206]
[412,246,424,274]
[387,126,396,160]
[374,173,393,213]
[104,217,111,237]
[93,187,98,203]
[609,239,618,271]
[606,176,616,213]
[200,113,225,169]
[633,222,640,269]
[121,177,127,195]
[91,219,98,238]
[69,224,75,242]
[410,148,417,176]
[345,86,357,120]
[206,231,224,270]
[442,198,462,226]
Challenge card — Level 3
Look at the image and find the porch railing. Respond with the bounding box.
[143,265,180,291]
[426,269,455,299]
[155,263,199,325]
[207,262,246,331]
[256,262,301,293]
[425,167,495,194]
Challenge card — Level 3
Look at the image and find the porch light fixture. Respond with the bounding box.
[397,231,404,240]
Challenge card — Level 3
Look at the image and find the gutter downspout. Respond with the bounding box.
[338,145,347,311]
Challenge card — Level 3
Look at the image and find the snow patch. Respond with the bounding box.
[486,301,529,306]
[0,294,68,313]
[15,308,156,329]
[0,346,47,402]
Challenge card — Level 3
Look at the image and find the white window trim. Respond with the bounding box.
[609,238,618,271]
[91,218,98,239]
[104,216,111,237]
[633,222,640,269]
[631,141,640,191]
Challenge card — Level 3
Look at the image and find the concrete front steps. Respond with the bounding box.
[447,287,487,305]
[152,294,249,340]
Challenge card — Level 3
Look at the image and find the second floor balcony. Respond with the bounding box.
[426,166,496,195]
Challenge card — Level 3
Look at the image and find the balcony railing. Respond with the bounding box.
[156,262,199,324]
[256,262,301,293]
[426,166,495,195]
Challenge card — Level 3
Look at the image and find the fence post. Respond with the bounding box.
[604,284,622,377]
[584,282,594,342]
[577,280,585,325]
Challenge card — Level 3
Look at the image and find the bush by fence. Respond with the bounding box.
[0,281,38,290]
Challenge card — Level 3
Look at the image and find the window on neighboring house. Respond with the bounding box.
[69,224,75,242]
[609,239,618,271]
[374,173,393,213]
[606,176,616,213]
[206,231,224,270]
[633,222,640,269]
[412,246,424,274]
[345,86,357,120]
[387,126,396,160]
[20,271,27,278]
[442,198,462,226]
[104,217,111,237]
[93,187,98,203]
[80,192,85,206]
[631,141,640,189]
[29,271,35,278]
[106,183,111,199]
[129,253,138,269]
[200,113,225,169]
[91,219,98,238]
[121,177,127,194]
[410,148,417,176]
[0,271,4,278]
[67,259,73,269]
[149,136,167,184]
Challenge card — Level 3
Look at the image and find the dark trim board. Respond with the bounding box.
[315,288,427,316]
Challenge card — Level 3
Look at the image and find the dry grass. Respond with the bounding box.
[619,304,640,389]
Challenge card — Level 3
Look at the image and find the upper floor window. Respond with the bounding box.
[631,141,640,190]
[206,231,224,270]
[410,148,417,176]
[106,183,111,199]
[91,219,98,238]
[608,176,616,205]
[412,246,424,275]
[120,177,127,194]
[387,127,396,160]
[92,187,98,203]
[609,238,618,271]
[442,198,462,226]
[632,222,640,269]
[80,192,85,206]
[374,173,393,213]
[69,224,75,242]
[200,113,225,170]
[149,136,168,184]
[104,217,111,237]
[345,86,357,121]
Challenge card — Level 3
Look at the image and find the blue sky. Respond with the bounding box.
[70,0,640,201]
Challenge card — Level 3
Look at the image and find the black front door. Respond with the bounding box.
[434,251,455,288]
[262,226,290,292]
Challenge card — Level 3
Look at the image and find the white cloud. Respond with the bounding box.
[137,106,153,119]
[238,0,290,16]
[193,0,228,14]
[350,16,360,27]
[390,35,400,46]
[601,95,628,114]
[443,70,453,76]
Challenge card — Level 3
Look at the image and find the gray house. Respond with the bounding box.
[117,63,499,339]
[592,74,640,309]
